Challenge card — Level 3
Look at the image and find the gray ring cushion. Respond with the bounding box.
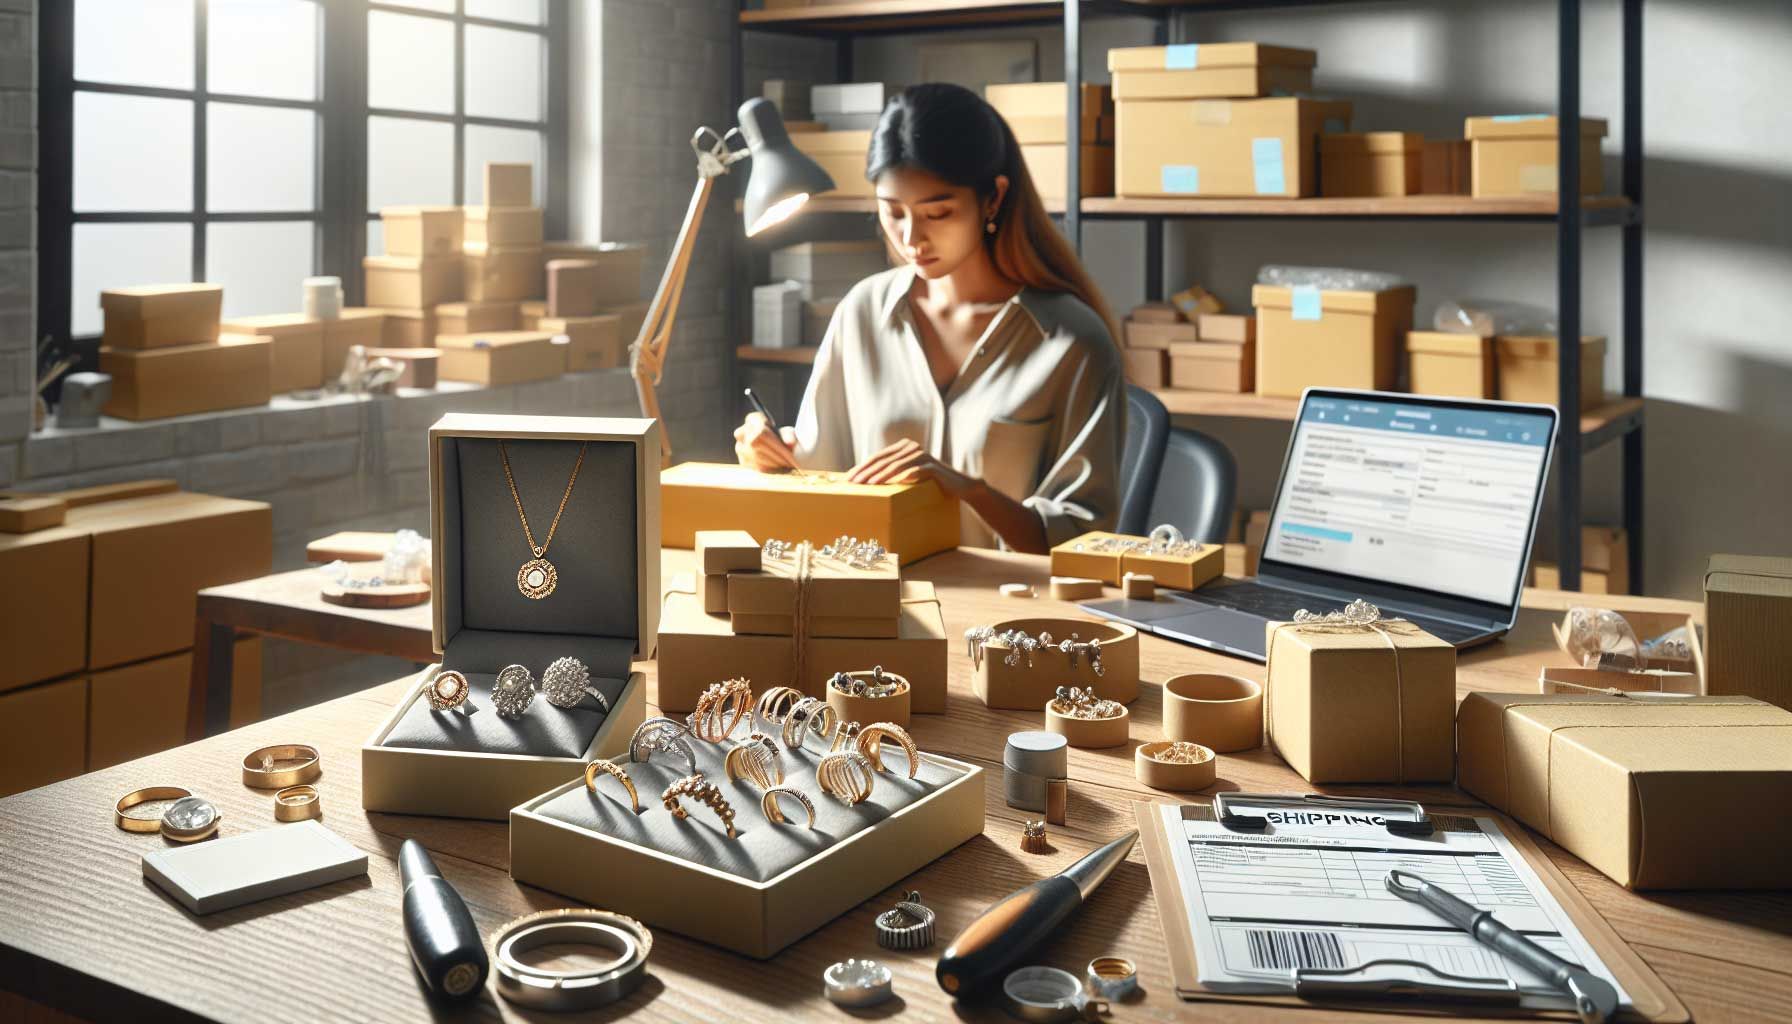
[533,732,955,882]
[384,435,640,759]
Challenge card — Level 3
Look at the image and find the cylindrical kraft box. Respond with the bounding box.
[825,669,911,729]
[1135,741,1217,791]
[973,618,1139,710]
[1044,700,1130,749]
[1163,673,1264,753]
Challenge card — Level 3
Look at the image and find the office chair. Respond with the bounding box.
[1117,385,1170,536]
[1143,424,1237,544]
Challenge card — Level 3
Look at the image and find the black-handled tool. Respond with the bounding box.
[1385,869,1617,1024]
[743,387,780,433]
[400,840,489,1002]
[936,830,1137,998]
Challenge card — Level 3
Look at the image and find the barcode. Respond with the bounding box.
[1245,929,1347,971]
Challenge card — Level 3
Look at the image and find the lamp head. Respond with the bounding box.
[737,97,837,236]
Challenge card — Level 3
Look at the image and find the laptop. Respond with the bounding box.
[1084,388,1560,662]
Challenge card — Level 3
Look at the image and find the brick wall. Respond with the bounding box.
[0,0,34,473]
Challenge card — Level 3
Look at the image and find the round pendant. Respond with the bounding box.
[518,557,558,599]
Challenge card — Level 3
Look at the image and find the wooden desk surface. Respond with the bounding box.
[4,548,1786,1023]
[193,566,438,661]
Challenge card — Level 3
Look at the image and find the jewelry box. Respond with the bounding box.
[361,414,660,820]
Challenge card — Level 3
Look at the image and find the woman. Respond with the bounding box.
[734,83,1125,554]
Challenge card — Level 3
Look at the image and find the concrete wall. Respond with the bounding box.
[0,0,34,465]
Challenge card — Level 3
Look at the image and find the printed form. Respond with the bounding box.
[1159,801,1631,1010]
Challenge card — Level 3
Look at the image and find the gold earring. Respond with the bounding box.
[985,219,997,235]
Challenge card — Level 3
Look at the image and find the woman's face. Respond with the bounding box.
[874,166,1005,280]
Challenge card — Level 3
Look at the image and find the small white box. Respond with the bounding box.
[812,82,889,116]
[752,281,803,348]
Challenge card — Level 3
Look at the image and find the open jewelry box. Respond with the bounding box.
[361,413,660,821]
[510,735,984,959]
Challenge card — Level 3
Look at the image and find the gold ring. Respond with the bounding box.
[242,744,322,789]
[830,720,862,752]
[115,786,192,833]
[425,670,472,711]
[584,760,642,813]
[273,784,322,822]
[692,678,754,742]
[817,751,876,805]
[755,685,805,731]
[661,774,738,839]
[855,722,921,779]
[760,786,816,829]
[723,734,783,790]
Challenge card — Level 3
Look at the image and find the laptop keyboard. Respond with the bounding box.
[1187,583,1489,645]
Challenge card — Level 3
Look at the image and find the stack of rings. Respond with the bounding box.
[584,759,642,813]
[760,786,817,829]
[723,733,784,790]
[691,678,753,742]
[817,751,876,805]
[628,717,698,775]
[855,722,921,779]
[661,775,738,839]
[754,685,804,731]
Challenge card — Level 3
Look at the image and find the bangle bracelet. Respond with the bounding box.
[273,784,322,822]
[242,744,322,789]
[115,786,192,833]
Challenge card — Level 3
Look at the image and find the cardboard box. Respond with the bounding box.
[1495,334,1605,408]
[100,335,273,420]
[463,243,543,302]
[1049,530,1223,591]
[1421,138,1471,195]
[99,284,223,350]
[0,496,66,534]
[986,82,1110,144]
[1107,43,1316,101]
[1407,331,1495,399]
[1169,339,1254,393]
[519,299,544,331]
[539,314,623,372]
[1130,301,1181,324]
[1122,347,1166,388]
[1003,114,1111,147]
[322,308,386,380]
[603,302,648,352]
[88,649,192,770]
[790,130,873,197]
[377,307,436,348]
[763,78,811,120]
[1466,116,1607,197]
[484,162,533,206]
[1197,313,1254,344]
[698,530,761,573]
[1532,562,1625,596]
[1705,555,1792,710]
[1117,97,1351,198]
[812,81,887,115]
[1264,616,1455,782]
[661,462,959,566]
[434,300,519,337]
[1050,530,1130,583]
[435,330,563,386]
[1537,665,1699,698]
[1320,132,1422,197]
[702,570,730,614]
[365,255,463,309]
[463,205,544,247]
[971,616,1140,710]
[727,546,900,637]
[0,676,88,798]
[0,527,87,692]
[1531,525,1631,595]
[656,578,948,713]
[546,259,601,318]
[1021,143,1114,199]
[1252,283,1415,397]
[1171,283,1224,320]
[221,313,326,393]
[364,347,440,389]
[1124,318,1196,350]
[380,206,463,257]
[1456,692,1792,889]
[1125,543,1223,592]
[542,242,645,308]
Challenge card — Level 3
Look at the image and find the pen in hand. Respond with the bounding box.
[742,387,798,472]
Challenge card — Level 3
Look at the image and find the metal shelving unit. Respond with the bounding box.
[733,0,1645,591]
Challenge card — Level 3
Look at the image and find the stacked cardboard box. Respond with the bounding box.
[464,163,544,303]
[540,241,646,363]
[986,83,1114,200]
[97,284,272,420]
[1173,313,1256,393]
[791,128,872,198]
[1252,282,1415,397]
[1118,302,1185,388]
[367,206,464,348]
[1320,132,1422,197]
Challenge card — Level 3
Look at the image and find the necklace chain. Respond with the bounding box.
[498,441,587,558]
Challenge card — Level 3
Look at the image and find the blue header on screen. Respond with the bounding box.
[1302,395,1553,447]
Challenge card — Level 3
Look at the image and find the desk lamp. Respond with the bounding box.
[630,98,837,464]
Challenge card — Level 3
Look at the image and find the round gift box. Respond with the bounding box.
[1043,699,1130,749]
[972,618,1139,710]
[1163,673,1263,753]
[826,669,911,729]
[1135,741,1216,791]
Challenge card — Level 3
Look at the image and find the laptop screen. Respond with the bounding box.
[1262,392,1557,607]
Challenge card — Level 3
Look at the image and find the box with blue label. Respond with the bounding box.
[1251,283,1414,397]
[1466,115,1606,198]
[1115,97,1351,199]
[1108,43,1315,101]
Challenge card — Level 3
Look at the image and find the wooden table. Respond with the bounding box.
[185,567,437,740]
[5,547,1786,1023]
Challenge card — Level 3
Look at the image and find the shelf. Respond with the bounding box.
[737,345,819,366]
[740,0,1166,36]
[1083,195,1636,225]
[1151,390,1643,448]
[735,195,1068,216]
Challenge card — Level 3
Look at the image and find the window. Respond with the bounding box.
[40,1,566,344]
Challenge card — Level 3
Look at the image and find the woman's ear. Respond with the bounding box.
[988,174,1010,218]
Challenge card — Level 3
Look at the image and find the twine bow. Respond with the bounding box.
[1264,599,1423,783]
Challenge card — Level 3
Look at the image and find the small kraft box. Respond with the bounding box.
[1124,317,1196,350]
[1704,555,1792,709]
[1252,283,1415,397]
[1456,692,1792,889]
[378,307,436,348]
[1050,530,1224,590]
[0,521,90,693]
[484,162,534,206]
[100,335,273,420]
[1263,614,1455,783]
[1197,313,1255,344]
[1020,143,1114,200]
[435,330,563,387]
[221,314,326,393]
[661,462,959,566]
[464,206,544,248]
[790,130,874,197]
[542,242,645,308]
[986,82,1110,144]
[1108,43,1316,101]
[0,676,88,797]
[546,259,602,318]
[322,308,385,378]
[362,414,660,820]
[1169,339,1254,393]
[539,314,623,372]
[434,300,519,337]
[1421,138,1471,195]
[463,243,544,302]
[1116,96,1351,199]
[1320,132,1423,197]
[380,206,463,257]
[1495,335,1605,409]
[727,544,900,639]
[365,255,463,309]
[364,347,439,389]
[1407,331,1495,399]
[100,284,223,349]
[1122,347,1167,388]
[1466,115,1607,198]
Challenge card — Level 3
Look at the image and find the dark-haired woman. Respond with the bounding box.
[733,83,1125,554]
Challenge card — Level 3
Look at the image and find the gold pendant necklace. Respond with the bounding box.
[499,441,588,599]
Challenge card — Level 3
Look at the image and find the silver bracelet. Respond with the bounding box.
[491,909,652,1011]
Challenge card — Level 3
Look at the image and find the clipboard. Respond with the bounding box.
[1135,798,1690,1022]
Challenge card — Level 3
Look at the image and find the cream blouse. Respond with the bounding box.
[791,264,1126,550]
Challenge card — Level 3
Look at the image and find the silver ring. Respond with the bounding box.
[875,890,936,950]
[628,717,697,775]
[1002,965,1107,1023]
[492,664,536,719]
[540,656,610,713]
[824,959,894,1008]
[491,909,652,1011]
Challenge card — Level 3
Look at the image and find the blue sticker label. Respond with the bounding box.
[1493,113,1550,122]
[1161,165,1200,194]
[1291,285,1322,321]
[1251,137,1286,195]
[1164,44,1199,70]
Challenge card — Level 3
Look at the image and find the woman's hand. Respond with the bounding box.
[847,438,976,498]
[733,413,800,472]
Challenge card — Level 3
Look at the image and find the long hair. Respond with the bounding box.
[865,83,1118,339]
